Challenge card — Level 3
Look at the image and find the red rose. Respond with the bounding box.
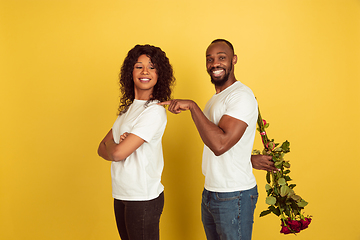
[300,217,312,230]
[280,224,292,234]
[286,219,302,233]
[263,119,267,125]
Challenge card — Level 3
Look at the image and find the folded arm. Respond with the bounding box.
[97,129,145,161]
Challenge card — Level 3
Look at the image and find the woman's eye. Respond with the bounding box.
[135,66,142,69]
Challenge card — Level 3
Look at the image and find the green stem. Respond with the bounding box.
[257,107,270,147]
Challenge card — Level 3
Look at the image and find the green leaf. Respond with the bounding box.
[284,176,292,181]
[264,123,269,128]
[281,140,290,152]
[283,161,291,168]
[274,186,279,195]
[274,147,282,152]
[280,185,290,197]
[278,178,286,185]
[275,162,283,169]
[287,189,295,198]
[266,171,271,184]
[283,170,290,175]
[289,184,296,189]
[269,205,281,216]
[252,149,260,155]
[297,200,308,208]
[259,209,272,217]
[265,184,272,191]
[268,142,275,149]
[291,195,301,201]
[266,196,276,205]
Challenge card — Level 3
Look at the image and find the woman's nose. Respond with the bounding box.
[141,67,149,74]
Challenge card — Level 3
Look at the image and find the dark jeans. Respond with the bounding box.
[114,192,164,240]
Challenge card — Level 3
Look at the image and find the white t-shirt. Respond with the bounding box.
[202,81,258,192]
[111,99,167,201]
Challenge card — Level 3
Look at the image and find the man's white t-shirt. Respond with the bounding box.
[111,99,166,201]
[202,81,258,192]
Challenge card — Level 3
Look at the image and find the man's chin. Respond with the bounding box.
[211,77,227,86]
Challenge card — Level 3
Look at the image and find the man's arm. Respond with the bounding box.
[160,99,246,156]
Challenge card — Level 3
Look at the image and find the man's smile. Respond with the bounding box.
[211,68,225,78]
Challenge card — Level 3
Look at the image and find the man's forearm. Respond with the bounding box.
[188,101,228,156]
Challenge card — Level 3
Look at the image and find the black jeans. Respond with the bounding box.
[114,192,164,240]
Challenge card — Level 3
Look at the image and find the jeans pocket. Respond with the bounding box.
[250,193,258,209]
[215,191,240,201]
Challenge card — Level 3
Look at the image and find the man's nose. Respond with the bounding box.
[211,59,221,67]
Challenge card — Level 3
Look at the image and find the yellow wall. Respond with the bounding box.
[1,0,359,239]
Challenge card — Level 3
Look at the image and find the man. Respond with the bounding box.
[160,39,276,240]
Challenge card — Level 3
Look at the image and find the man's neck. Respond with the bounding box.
[215,77,237,94]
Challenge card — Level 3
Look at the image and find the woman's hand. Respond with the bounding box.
[119,132,129,143]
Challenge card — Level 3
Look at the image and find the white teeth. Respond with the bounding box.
[140,78,150,81]
[213,70,224,76]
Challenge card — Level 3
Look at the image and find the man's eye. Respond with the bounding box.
[207,58,213,62]
[219,56,225,60]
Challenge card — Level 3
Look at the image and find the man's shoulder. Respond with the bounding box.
[226,82,255,99]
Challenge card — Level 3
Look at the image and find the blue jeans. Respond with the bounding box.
[201,186,258,240]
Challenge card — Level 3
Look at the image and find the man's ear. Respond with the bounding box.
[233,54,238,65]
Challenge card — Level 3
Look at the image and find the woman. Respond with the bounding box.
[98,44,175,240]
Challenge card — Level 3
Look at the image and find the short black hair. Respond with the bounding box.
[210,39,234,54]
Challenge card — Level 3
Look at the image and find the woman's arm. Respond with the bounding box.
[104,133,145,161]
[98,129,113,161]
[98,129,145,162]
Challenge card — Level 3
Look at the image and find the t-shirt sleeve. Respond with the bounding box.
[130,105,167,142]
[225,90,258,125]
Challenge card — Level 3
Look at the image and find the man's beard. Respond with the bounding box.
[210,64,233,87]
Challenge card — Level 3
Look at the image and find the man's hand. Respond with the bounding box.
[251,154,279,172]
[158,99,194,114]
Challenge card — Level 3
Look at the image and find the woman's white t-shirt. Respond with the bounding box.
[111,99,167,201]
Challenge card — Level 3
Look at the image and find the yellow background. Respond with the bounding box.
[1,0,359,239]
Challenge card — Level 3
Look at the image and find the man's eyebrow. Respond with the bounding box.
[206,51,227,57]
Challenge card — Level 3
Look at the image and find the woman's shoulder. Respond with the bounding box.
[144,100,167,115]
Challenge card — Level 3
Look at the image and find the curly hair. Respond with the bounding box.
[118,44,175,115]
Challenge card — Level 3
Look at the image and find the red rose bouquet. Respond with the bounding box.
[252,107,312,234]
